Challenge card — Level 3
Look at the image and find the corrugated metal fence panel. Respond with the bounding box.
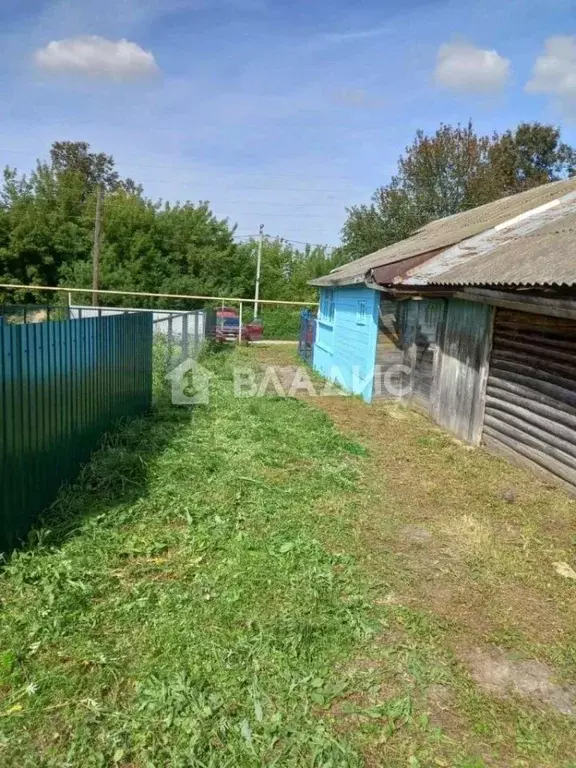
[0,313,153,552]
[431,298,494,444]
[484,309,576,492]
[69,305,205,344]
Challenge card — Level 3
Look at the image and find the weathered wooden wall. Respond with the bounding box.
[373,293,576,493]
[373,298,406,399]
[483,309,576,492]
[374,297,445,404]
[405,299,445,409]
[431,299,494,444]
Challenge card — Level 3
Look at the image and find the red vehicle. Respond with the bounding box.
[210,308,264,343]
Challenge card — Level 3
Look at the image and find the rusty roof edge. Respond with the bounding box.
[402,190,576,286]
[308,272,367,288]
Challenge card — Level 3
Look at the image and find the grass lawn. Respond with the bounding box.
[1,345,576,767]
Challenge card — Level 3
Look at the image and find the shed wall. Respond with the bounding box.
[313,285,379,402]
[374,298,406,399]
[483,309,576,492]
[374,296,445,407]
[404,299,446,409]
[431,299,494,444]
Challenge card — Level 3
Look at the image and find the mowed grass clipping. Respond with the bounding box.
[0,348,374,767]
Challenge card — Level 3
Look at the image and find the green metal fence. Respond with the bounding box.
[0,313,153,552]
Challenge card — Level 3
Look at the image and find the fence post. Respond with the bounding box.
[239,301,243,345]
[182,312,189,363]
[167,316,174,371]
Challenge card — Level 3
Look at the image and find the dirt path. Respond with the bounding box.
[252,345,576,767]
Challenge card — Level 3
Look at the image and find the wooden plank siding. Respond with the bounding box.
[483,309,576,492]
[373,298,407,399]
[431,299,494,444]
[406,299,446,409]
[373,297,445,407]
[345,289,576,493]
[313,285,379,402]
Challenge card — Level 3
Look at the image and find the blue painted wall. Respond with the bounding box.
[313,284,379,402]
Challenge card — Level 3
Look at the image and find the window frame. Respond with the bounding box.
[320,289,335,326]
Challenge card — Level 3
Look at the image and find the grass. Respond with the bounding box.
[1,344,576,766]
[0,346,375,766]
[248,345,576,767]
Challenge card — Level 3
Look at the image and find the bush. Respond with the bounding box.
[245,306,309,340]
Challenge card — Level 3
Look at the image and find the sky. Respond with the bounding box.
[1,0,576,247]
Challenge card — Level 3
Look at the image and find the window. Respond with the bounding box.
[356,300,367,325]
[320,289,335,325]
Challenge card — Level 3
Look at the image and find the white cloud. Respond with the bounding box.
[434,41,510,93]
[34,36,159,81]
[526,36,576,113]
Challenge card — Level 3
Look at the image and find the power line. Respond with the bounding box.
[280,238,338,249]
[135,179,360,194]
[233,233,339,250]
[0,147,367,187]
[1,153,366,195]
[208,200,344,208]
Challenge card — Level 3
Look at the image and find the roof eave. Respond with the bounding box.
[308,273,366,288]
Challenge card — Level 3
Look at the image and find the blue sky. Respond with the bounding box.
[1,0,575,246]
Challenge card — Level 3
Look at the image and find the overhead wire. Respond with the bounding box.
[0,146,362,183]
[1,147,351,240]
[233,233,339,249]
[0,148,366,191]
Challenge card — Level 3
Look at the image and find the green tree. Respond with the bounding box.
[50,141,120,192]
[487,122,576,196]
[0,140,336,312]
[341,121,576,260]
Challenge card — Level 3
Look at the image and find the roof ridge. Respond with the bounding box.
[310,178,576,288]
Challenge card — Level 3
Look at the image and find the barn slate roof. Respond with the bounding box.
[310,178,576,288]
[403,193,576,287]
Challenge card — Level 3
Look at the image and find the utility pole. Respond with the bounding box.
[254,224,264,319]
[92,184,103,307]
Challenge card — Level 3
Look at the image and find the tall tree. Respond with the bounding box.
[341,121,576,260]
[487,122,576,195]
[50,141,120,192]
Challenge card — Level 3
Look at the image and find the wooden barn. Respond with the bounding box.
[311,179,576,493]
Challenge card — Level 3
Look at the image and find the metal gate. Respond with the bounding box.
[298,309,316,364]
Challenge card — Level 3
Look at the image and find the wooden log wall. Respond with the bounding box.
[484,309,576,491]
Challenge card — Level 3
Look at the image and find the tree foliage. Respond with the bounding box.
[0,142,338,308]
[50,141,120,192]
[341,121,576,260]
